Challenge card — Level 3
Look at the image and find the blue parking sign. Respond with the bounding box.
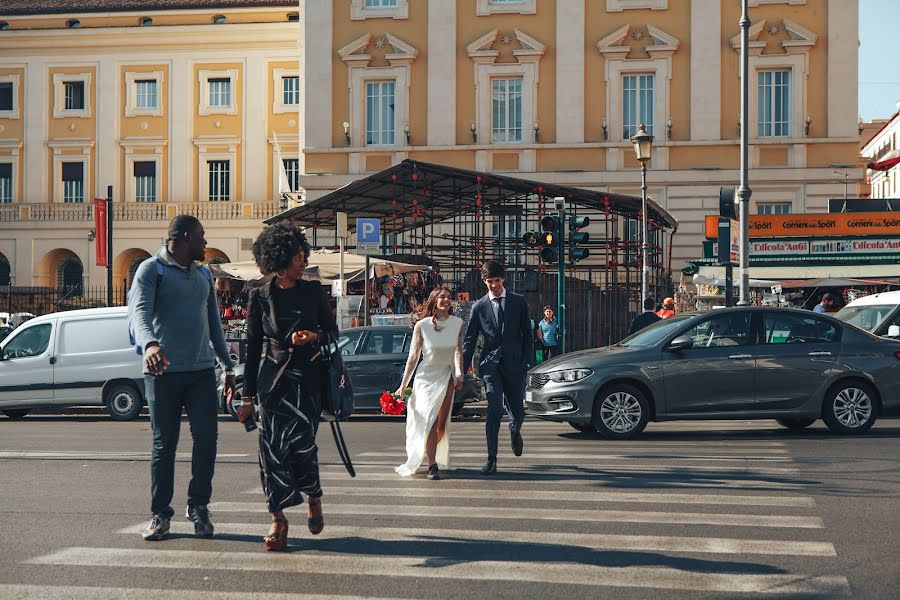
[356,218,381,255]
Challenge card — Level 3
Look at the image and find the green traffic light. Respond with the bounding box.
[540,246,559,263]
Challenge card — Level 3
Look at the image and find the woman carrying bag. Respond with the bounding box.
[238,222,339,552]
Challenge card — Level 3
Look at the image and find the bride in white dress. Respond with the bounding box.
[394,286,465,480]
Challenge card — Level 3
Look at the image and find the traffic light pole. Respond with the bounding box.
[557,205,565,354]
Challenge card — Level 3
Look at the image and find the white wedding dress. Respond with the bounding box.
[395,315,465,476]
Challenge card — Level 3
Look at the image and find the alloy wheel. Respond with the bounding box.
[833,387,872,428]
[599,391,642,434]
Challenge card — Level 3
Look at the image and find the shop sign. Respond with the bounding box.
[750,240,810,256]
[705,213,900,239]
[810,238,900,255]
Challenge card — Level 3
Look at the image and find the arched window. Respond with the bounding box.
[0,253,10,286]
[58,256,84,295]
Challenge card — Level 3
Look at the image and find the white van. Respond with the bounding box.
[834,290,900,338]
[0,307,145,420]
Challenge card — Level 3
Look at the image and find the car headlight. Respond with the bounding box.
[546,368,592,383]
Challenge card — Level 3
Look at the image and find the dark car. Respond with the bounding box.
[525,307,900,439]
[338,325,483,414]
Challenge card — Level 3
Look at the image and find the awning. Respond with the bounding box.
[209,250,423,283]
[696,264,900,282]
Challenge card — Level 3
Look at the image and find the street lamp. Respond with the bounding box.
[630,123,654,304]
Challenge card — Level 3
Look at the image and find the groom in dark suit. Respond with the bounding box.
[463,260,534,475]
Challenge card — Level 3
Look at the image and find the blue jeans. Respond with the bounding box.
[482,369,526,460]
[145,369,218,518]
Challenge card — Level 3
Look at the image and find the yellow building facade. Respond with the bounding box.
[0,1,301,289]
[301,0,862,270]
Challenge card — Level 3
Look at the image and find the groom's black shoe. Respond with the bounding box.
[426,464,440,480]
[480,459,497,475]
[511,430,524,457]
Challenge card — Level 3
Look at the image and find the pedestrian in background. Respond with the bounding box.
[130,215,236,542]
[628,298,662,336]
[813,293,835,314]
[537,305,559,360]
[462,260,533,475]
[240,221,339,551]
[656,297,676,319]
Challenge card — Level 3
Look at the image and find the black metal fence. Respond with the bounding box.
[1,285,127,317]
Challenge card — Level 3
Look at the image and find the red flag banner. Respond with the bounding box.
[867,156,900,172]
[94,198,108,267]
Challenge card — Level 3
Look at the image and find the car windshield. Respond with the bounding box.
[833,305,894,333]
[619,314,694,348]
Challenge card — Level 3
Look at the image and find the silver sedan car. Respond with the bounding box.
[525,307,900,439]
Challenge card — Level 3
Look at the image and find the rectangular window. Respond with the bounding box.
[135,80,157,109]
[491,0,525,3]
[623,74,654,139]
[758,70,790,137]
[64,82,85,111]
[0,163,11,203]
[208,160,230,202]
[208,78,231,108]
[492,77,523,144]
[282,158,300,194]
[282,76,300,106]
[757,202,791,215]
[133,161,157,203]
[365,0,397,6]
[491,212,523,265]
[61,162,84,203]
[366,81,396,146]
[0,82,12,112]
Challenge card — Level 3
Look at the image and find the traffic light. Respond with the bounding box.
[539,215,561,264]
[719,186,736,220]
[568,215,590,264]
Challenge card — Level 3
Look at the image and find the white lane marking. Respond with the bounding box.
[237,486,814,507]
[379,445,792,454]
[0,585,405,600]
[0,451,248,460]
[28,547,849,595]
[338,460,800,474]
[360,451,793,462]
[117,522,836,556]
[209,502,824,529]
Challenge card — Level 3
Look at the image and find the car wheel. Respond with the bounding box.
[105,383,143,421]
[569,422,595,433]
[823,381,878,435]
[2,409,29,419]
[592,384,649,440]
[775,418,816,431]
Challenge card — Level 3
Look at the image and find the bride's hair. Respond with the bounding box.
[415,286,454,324]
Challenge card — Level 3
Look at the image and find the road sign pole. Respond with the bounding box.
[106,185,113,307]
[556,199,566,354]
[364,255,370,326]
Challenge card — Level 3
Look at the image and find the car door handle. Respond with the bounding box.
[728,354,753,360]
[808,351,832,357]
[49,356,57,365]
[345,364,358,370]
[392,361,406,366]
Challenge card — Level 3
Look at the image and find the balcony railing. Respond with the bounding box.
[0,205,18,222]
[30,203,93,221]
[113,202,169,221]
[1,201,283,223]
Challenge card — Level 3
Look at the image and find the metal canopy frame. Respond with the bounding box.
[268,159,679,348]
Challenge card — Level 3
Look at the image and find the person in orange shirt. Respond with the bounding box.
[656,297,676,319]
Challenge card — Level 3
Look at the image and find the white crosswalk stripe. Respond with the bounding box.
[19,420,848,597]
[0,585,404,600]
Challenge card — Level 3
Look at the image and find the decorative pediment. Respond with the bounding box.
[730,19,815,55]
[597,24,680,59]
[338,32,419,68]
[467,28,546,65]
[781,18,817,52]
[729,19,767,55]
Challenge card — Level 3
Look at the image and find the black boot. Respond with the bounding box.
[426,463,440,480]
[480,458,497,475]
[511,430,524,457]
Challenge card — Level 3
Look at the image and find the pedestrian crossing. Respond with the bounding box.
[19,419,851,598]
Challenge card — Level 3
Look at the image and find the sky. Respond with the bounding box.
[859,0,900,121]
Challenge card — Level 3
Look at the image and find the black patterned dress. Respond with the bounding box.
[243,279,338,513]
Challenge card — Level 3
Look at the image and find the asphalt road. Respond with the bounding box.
[0,412,897,599]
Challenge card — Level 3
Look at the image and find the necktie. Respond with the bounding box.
[493,297,504,332]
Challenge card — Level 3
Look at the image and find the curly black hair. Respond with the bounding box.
[251,221,312,275]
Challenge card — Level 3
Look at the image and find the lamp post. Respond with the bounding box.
[630,124,654,303]
[737,0,753,305]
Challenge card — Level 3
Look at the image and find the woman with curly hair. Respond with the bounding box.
[394,286,465,480]
[238,221,338,551]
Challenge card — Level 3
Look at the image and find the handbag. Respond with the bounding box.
[318,331,354,422]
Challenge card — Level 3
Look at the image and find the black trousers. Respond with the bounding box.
[145,369,218,519]
[482,367,526,460]
[258,373,323,514]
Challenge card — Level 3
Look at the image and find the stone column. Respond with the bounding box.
[555,0,585,144]
[427,0,456,146]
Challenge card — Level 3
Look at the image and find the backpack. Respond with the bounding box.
[127,258,213,355]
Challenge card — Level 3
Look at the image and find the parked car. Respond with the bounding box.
[525,307,900,439]
[834,290,900,338]
[0,307,145,420]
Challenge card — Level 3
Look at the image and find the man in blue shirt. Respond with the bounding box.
[537,305,559,360]
[813,293,835,314]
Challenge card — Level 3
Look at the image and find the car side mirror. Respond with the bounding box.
[888,325,900,338]
[668,336,694,351]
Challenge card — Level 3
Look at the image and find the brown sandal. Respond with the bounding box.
[264,513,288,551]
[307,496,324,535]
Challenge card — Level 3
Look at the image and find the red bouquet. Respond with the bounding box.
[380,389,409,415]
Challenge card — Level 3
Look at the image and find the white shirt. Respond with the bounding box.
[488,289,507,326]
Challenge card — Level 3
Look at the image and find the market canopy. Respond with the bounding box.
[209,250,422,283]
[266,159,678,234]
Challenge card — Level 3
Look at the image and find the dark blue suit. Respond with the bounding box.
[462,291,534,460]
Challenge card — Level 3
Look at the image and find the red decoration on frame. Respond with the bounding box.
[476,176,482,183]
[391,199,397,206]
[412,198,418,206]
[391,174,398,182]
[537,186,544,193]
[412,173,418,181]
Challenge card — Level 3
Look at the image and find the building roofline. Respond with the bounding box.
[0,1,297,17]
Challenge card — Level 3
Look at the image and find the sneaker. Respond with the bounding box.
[426,463,440,480]
[142,514,170,541]
[186,505,214,538]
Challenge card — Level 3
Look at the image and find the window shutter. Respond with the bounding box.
[0,163,11,178]
[61,162,83,182]
[133,161,155,177]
